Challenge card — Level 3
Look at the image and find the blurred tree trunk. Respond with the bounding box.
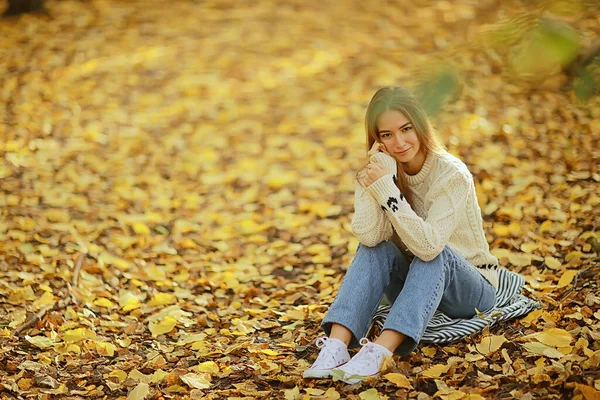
[564,41,600,100]
[1,0,44,16]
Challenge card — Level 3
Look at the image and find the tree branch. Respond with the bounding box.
[13,253,87,337]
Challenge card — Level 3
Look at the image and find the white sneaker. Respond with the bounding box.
[302,336,351,379]
[331,338,393,384]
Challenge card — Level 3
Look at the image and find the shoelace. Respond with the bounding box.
[359,337,376,353]
[348,337,379,365]
[315,336,329,349]
[311,336,338,368]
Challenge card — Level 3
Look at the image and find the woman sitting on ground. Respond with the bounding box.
[303,86,498,384]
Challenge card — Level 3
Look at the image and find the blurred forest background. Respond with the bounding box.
[0,0,599,399]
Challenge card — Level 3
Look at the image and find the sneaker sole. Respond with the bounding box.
[303,361,350,379]
[331,369,379,384]
[302,369,333,379]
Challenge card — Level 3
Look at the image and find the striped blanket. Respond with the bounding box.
[367,267,541,344]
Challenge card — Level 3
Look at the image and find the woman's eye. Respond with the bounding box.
[403,126,412,132]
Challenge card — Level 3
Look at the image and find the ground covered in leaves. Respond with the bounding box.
[1,0,599,399]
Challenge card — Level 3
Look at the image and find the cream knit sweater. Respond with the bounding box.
[351,150,499,289]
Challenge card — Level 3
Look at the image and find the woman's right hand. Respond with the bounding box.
[362,158,390,187]
[360,142,397,187]
[368,141,391,157]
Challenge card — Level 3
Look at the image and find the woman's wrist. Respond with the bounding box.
[367,174,403,207]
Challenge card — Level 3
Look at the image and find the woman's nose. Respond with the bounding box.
[393,134,405,147]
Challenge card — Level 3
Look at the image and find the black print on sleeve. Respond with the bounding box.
[393,174,397,183]
[381,205,387,212]
[386,197,399,212]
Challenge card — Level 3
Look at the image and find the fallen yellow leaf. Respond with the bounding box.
[544,256,562,270]
[180,373,211,389]
[132,222,151,235]
[324,388,341,400]
[147,292,177,307]
[95,341,117,356]
[575,383,600,400]
[148,316,177,337]
[32,291,55,309]
[93,298,116,308]
[63,328,97,343]
[520,309,543,326]
[384,372,412,389]
[359,388,384,400]
[536,328,572,348]
[521,242,540,253]
[422,346,437,357]
[192,361,219,374]
[108,369,127,382]
[476,334,507,355]
[422,364,448,379]
[522,342,564,358]
[284,386,301,400]
[565,251,583,262]
[25,335,55,349]
[127,382,149,400]
[557,269,578,288]
[261,349,280,356]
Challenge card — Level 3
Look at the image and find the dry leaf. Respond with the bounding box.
[476,335,507,354]
[180,373,211,390]
[63,328,96,342]
[127,383,149,400]
[324,387,341,399]
[284,386,301,400]
[575,383,600,400]
[422,364,448,379]
[557,270,578,288]
[2,3,597,400]
[536,328,572,347]
[95,341,117,356]
[544,256,562,270]
[25,335,55,349]
[359,388,384,400]
[192,361,219,374]
[148,316,177,337]
[384,372,412,389]
[522,342,564,358]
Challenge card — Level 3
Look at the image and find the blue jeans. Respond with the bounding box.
[321,241,496,356]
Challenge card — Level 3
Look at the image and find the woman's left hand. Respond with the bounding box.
[362,159,390,187]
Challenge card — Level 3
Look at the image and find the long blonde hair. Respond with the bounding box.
[357,86,446,210]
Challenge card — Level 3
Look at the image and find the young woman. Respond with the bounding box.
[303,86,499,384]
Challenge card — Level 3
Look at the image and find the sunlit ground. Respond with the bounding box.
[0,0,599,398]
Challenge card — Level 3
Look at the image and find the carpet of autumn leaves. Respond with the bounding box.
[1,0,600,399]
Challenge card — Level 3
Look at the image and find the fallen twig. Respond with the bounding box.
[13,298,70,337]
[13,253,87,337]
[72,252,86,288]
[559,263,600,301]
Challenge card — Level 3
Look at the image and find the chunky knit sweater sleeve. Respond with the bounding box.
[367,169,471,261]
[350,152,398,247]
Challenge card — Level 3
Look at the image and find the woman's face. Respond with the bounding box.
[377,110,421,163]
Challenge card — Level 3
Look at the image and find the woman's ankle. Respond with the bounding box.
[374,329,406,352]
[329,323,353,346]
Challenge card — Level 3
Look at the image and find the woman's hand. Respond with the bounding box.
[362,158,390,187]
[361,142,392,186]
[367,141,391,157]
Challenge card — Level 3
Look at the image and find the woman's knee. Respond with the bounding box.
[357,240,397,255]
[355,241,399,272]
[411,245,453,267]
[478,283,496,311]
